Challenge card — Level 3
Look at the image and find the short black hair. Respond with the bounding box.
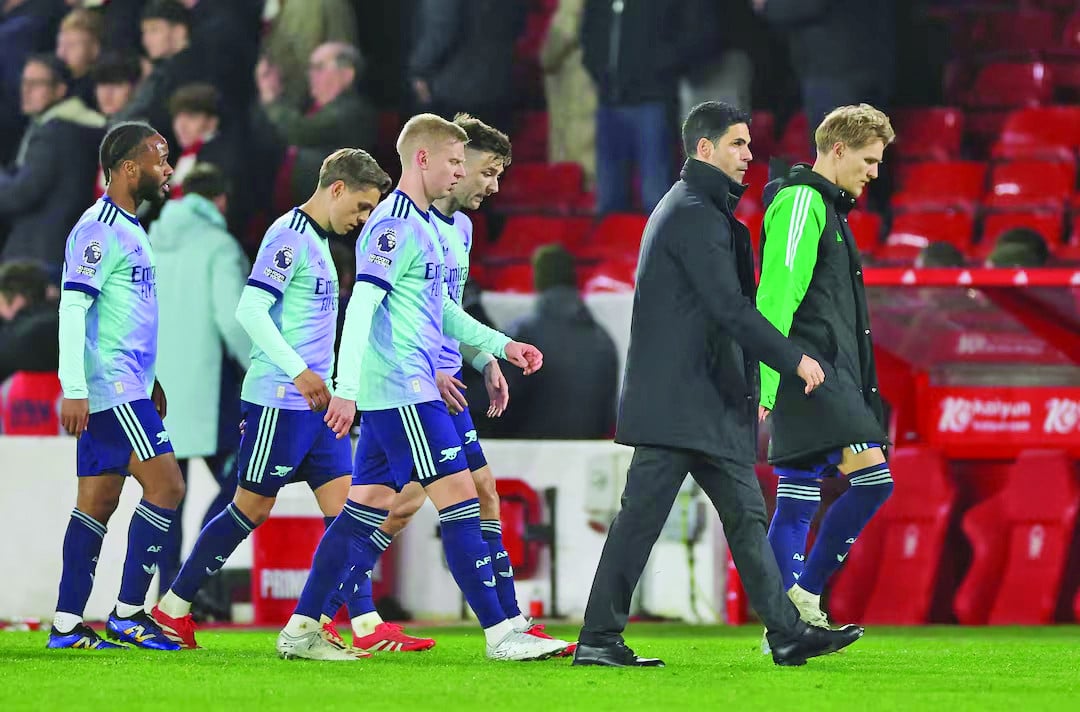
[141,0,191,29]
[681,101,751,157]
[182,163,229,199]
[0,260,49,307]
[454,113,512,165]
[99,121,159,184]
[25,53,72,88]
[917,241,965,268]
[89,52,142,85]
[988,227,1050,268]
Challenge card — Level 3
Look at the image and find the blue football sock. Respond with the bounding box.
[56,509,107,618]
[799,463,894,595]
[321,515,348,620]
[118,500,176,608]
[767,476,821,590]
[295,500,385,621]
[480,519,521,619]
[170,503,255,602]
[439,499,505,628]
[333,528,389,619]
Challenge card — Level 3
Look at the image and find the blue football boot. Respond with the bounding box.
[47,622,126,650]
[106,609,181,650]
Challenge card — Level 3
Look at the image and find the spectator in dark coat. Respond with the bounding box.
[0,260,57,383]
[254,41,376,204]
[500,245,619,439]
[407,0,526,133]
[114,0,209,149]
[582,0,717,215]
[0,54,105,275]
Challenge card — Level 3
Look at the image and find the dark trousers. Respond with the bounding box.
[595,102,673,215]
[580,446,802,646]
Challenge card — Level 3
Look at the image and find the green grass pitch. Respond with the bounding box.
[3,624,1079,711]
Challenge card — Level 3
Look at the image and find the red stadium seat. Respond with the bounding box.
[581,258,637,294]
[489,162,585,214]
[891,161,987,211]
[885,209,976,254]
[978,210,1065,257]
[511,111,549,163]
[576,213,649,260]
[495,478,547,580]
[992,107,1080,161]
[777,112,813,164]
[488,263,535,293]
[954,450,1079,625]
[965,62,1054,110]
[960,10,1057,56]
[829,447,955,624]
[890,107,965,162]
[740,162,771,214]
[846,210,883,255]
[749,110,776,160]
[0,372,63,436]
[488,215,592,261]
[986,160,1075,210]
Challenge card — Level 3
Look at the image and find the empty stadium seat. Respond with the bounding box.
[882,209,977,259]
[965,62,1055,109]
[890,107,966,162]
[0,372,63,436]
[992,106,1080,161]
[776,112,813,164]
[739,162,771,214]
[749,110,777,159]
[986,160,1075,210]
[488,263,535,293]
[978,210,1065,257]
[960,10,1057,56]
[829,447,955,624]
[891,161,987,211]
[581,258,636,294]
[954,450,1080,625]
[488,215,592,261]
[511,111,549,163]
[846,210,884,255]
[489,162,585,214]
[575,213,648,260]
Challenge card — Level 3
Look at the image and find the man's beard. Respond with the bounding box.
[135,175,163,204]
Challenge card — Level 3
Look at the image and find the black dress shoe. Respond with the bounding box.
[572,641,665,667]
[771,624,864,666]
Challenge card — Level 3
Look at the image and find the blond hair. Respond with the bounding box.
[60,8,104,42]
[814,104,895,154]
[395,113,469,163]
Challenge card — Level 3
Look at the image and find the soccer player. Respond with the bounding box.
[757,104,896,646]
[277,113,565,662]
[150,149,392,657]
[49,121,182,651]
[337,114,573,655]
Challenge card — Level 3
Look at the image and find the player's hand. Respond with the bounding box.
[758,405,771,423]
[437,371,468,415]
[504,341,543,375]
[61,398,90,438]
[256,57,283,104]
[796,355,825,395]
[151,380,167,419]
[294,369,331,411]
[324,396,356,439]
[483,360,509,418]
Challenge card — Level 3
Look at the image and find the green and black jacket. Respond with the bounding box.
[756,164,888,466]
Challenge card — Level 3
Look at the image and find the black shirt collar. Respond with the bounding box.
[431,205,455,225]
[393,189,429,222]
[294,207,330,239]
[681,158,746,213]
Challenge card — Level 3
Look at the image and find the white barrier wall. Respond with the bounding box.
[0,436,727,624]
